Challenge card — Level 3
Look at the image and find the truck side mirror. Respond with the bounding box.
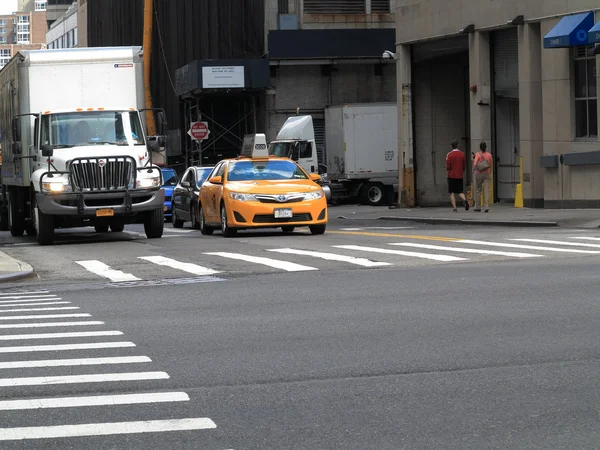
[11,117,20,143]
[41,144,54,157]
[147,138,160,153]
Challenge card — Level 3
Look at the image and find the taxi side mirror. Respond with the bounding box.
[209,176,222,184]
[309,173,322,182]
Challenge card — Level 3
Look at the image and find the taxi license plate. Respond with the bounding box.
[96,209,114,217]
[274,208,293,219]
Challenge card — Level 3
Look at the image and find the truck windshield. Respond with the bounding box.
[268,142,292,158]
[227,160,308,181]
[41,111,145,148]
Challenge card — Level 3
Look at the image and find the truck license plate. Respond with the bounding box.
[96,209,114,217]
[274,208,293,219]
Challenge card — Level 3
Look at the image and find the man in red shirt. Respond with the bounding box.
[446,140,469,212]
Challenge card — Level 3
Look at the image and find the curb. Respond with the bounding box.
[0,250,35,283]
[0,270,36,282]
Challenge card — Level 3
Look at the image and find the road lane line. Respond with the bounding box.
[0,321,103,329]
[0,302,71,307]
[0,342,135,354]
[0,371,169,387]
[0,298,62,304]
[458,239,600,254]
[0,331,123,341]
[0,417,216,441]
[204,252,318,271]
[139,256,220,276]
[0,307,79,313]
[0,392,190,411]
[0,356,151,370]
[0,313,91,321]
[328,231,460,241]
[333,245,466,262]
[75,260,141,282]
[511,238,600,248]
[390,242,542,258]
[267,248,391,267]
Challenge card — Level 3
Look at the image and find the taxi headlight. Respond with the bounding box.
[304,190,324,200]
[230,192,258,202]
[137,176,161,188]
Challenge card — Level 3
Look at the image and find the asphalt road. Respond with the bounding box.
[0,216,600,448]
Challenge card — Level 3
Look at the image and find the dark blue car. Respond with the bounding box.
[160,167,179,222]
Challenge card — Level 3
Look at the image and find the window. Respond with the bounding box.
[0,49,10,69]
[0,37,6,44]
[0,20,5,26]
[18,15,29,24]
[304,0,365,14]
[0,27,6,35]
[227,160,308,181]
[574,46,598,138]
[35,1,47,10]
[371,0,390,13]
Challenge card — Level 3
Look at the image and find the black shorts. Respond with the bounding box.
[447,178,463,194]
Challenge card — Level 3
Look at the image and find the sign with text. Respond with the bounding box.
[202,66,245,89]
[188,121,210,141]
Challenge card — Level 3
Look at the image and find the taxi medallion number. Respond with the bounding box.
[96,208,114,217]
[274,208,293,219]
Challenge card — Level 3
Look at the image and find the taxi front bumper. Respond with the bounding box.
[226,198,327,228]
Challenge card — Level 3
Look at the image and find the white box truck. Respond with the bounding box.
[0,46,167,245]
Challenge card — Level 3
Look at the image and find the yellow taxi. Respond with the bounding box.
[198,134,327,237]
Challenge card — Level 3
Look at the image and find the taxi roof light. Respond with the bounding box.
[240,134,269,159]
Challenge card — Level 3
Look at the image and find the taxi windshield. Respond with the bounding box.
[227,160,307,181]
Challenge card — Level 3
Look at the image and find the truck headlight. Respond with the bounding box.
[230,192,257,202]
[42,181,71,193]
[304,190,324,200]
[137,176,161,188]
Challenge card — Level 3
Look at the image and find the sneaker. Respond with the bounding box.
[474,208,481,212]
[484,209,489,213]
[464,201,469,211]
[453,208,458,212]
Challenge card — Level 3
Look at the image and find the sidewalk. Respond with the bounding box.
[332,203,600,228]
[0,250,35,282]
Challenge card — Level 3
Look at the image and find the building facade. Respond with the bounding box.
[0,5,47,70]
[395,1,600,208]
[46,1,77,49]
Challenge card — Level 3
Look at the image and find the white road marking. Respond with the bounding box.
[0,342,135,354]
[0,371,169,388]
[0,356,151,370]
[333,245,467,262]
[0,313,91,321]
[0,294,56,301]
[123,231,141,236]
[0,392,190,411]
[0,302,71,307]
[75,260,141,282]
[511,238,600,248]
[0,307,79,313]
[139,256,220,276]
[0,291,50,297]
[390,242,542,258]
[164,228,194,233]
[267,248,391,267]
[340,226,413,231]
[0,298,62,305]
[0,321,104,329]
[0,417,216,441]
[204,252,318,271]
[0,331,123,341]
[458,239,600,254]
[570,236,600,241]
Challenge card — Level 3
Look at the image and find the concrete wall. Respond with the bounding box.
[413,53,469,206]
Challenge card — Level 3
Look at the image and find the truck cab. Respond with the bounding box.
[268,116,322,175]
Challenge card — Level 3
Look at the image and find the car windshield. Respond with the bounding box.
[41,111,145,148]
[161,169,178,186]
[268,142,292,158]
[227,160,307,181]
[195,168,213,188]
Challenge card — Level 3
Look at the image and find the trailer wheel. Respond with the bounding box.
[8,190,25,237]
[36,208,54,246]
[144,208,164,239]
[360,182,386,206]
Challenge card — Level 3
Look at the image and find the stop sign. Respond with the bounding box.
[188,121,210,141]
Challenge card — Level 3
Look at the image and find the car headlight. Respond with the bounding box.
[137,176,161,188]
[304,190,325,200]
[230,192,258,202]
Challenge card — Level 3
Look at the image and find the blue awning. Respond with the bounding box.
[543,12,594,48]
[589,20,600,44]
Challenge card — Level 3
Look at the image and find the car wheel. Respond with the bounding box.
[220,204,237,238]
[199,204,214,236]
[190,205,199,229]
[172,208,184,228]
[309,224,326,235]
[281,226,295,233]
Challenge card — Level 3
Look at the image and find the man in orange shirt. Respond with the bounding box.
[446,140,469,212]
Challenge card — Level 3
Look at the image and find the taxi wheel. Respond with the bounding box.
[199,204,214,236]
[172,208,184,228]
[309,224,326,235]
[281,226,295,233]
[220,204,237,238]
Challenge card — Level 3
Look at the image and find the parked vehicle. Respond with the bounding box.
[172,165,214,228]
[0,46,168,245]
[160,167,178,222]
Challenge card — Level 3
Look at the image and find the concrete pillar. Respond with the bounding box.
[518,23,544,208]
[468,31,492,157]
[396,44,414,207]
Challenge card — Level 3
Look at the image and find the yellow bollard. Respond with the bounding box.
[514,156,523,208]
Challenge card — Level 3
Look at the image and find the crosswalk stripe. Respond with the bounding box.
[267,248,391,267]
[0,298,62,305]
[0,371,169,387]
[0,321,104,329]
[0,307,79,313]
[75,260,141,282]
[333,245,467,262]
[0,313,91,321]
[204,252,318,271]
[0,302,71,307]
[0,295,57,301]
[0,417,216,441]
[0,292,50,298]
[570,237,600,241]
[0,331,123,341]
[511,238,600,248]
[458,239,600,254]
[139,256,220,276]
[0,392,190,411]
[0,342,135,354]
[0,356,151,370]
[390,242,542,258]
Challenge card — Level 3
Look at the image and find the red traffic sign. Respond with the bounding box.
[188,121,210,141]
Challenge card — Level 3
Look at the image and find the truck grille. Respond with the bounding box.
[70,156,135,191]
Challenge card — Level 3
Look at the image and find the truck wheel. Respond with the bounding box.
[36,208,54,246]
[360,182,385,206]
[144,208,164,239]
[199,204,214,236]
[25,225,37,237]
[172,208,184,228]
[9,191,25,237]
[110,221,125,233]
[309,224,326,235]
[94,225,109,233]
